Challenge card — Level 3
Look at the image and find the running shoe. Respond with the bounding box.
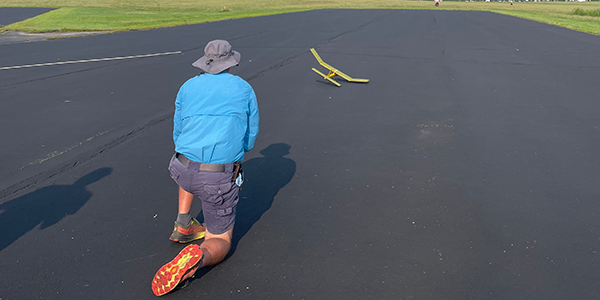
[152,244,204,296]
[169,218,206,243]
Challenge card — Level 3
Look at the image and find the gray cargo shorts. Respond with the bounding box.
[168,154,239,235]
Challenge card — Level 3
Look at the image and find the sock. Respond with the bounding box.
[177,213,192,226]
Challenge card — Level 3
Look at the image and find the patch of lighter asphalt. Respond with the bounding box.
[0,31,111,45]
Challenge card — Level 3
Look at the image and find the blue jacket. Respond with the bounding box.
[173,72,259,163]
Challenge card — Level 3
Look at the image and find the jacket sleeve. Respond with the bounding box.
[173,87,184,143]
[244,88,259,152]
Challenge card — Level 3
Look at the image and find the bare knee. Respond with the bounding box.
[200,228,233,267]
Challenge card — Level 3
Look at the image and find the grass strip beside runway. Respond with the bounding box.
[1,6,308,32]
[2,1,600,35]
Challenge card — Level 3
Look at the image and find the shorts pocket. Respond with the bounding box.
[169,166,180,180]
[168,154,182,180]
[215,203,236,233]
[204,183,233,204]
[204,183,233,196]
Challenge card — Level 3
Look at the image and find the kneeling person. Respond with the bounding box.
[152,39,259,296]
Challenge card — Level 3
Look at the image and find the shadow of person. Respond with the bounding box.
[230,143,296,254]
[184,144,295,283]
[0,167,112,252]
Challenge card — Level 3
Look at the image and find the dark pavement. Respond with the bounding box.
[0,7,54,26]
[1,9,600,300]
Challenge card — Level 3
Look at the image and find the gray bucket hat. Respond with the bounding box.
[192,40,241,74]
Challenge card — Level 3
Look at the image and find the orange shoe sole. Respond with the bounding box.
[152,244,204,296]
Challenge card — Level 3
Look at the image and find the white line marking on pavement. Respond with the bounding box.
[0,51,182,70]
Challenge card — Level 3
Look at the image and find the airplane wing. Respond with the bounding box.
[310,48,369,83]
[334,70,369,83]
[310,48,336,70]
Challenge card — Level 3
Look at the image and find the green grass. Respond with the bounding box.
[2,1,600,36]
[3,6,310,32]
[573,7,600,17]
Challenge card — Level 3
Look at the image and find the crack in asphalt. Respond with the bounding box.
[247,11,397,82]
[246,50,306,82]
[1,31,268,89]
[325,10,398,44]
[2,13,397,199]
[0,60,130,89]
[17,128,117,171]
[179,31,268,54]
[0,113,172,201]
[329,52,600,69]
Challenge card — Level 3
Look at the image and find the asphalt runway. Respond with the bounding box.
[0,7,54,26]
[1,9,600,300]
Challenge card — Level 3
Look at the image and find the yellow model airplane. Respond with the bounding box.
[310,48,369,87]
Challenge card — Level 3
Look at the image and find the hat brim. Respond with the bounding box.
[192,51,241,74]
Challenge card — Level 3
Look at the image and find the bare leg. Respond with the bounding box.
[178,187,194,214]
[199,227,233,267]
